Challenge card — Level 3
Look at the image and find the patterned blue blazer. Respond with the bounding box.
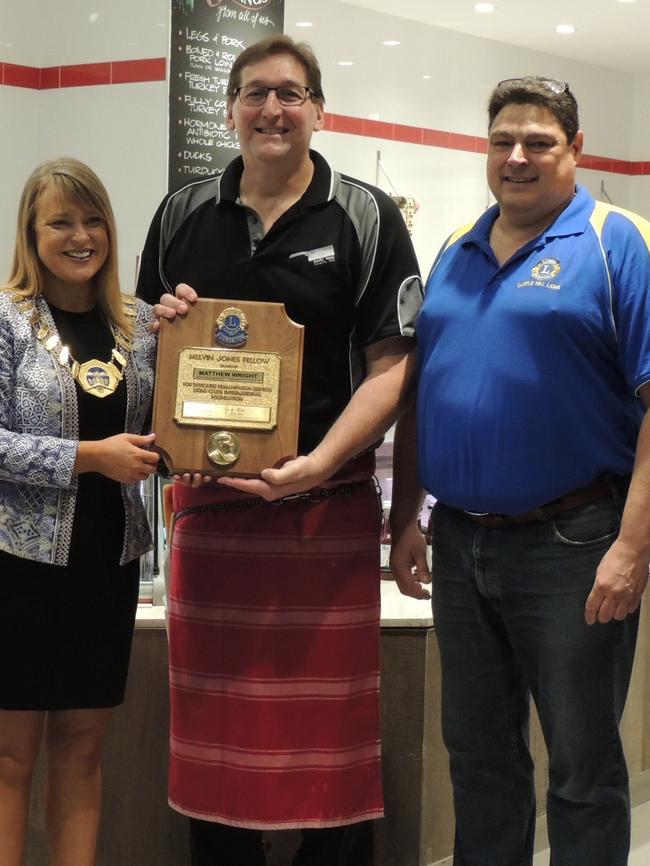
[0,292,156,565]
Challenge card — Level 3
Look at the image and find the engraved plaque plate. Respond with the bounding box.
[174,347,280,430]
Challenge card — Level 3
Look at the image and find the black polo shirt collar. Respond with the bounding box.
[217,149,337,208]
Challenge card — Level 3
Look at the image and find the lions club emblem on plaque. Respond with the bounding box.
[215,308,248,347]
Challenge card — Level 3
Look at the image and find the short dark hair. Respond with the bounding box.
[488,77,579,143]
[227,35,325,104]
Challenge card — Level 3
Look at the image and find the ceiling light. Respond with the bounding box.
[295,21,313,27]
[383,40,400,46]
[555,24,575,34]
[616,1,636,4]
[474,3,496,12]
[422,74,431,79]
[337,61,354,67]
[88,12,99,23]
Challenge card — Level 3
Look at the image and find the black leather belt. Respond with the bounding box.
[464,475,630,528]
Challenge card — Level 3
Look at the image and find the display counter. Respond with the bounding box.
[26,585,649,866]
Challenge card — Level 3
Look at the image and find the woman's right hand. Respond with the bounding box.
[76,433,160,483]
[150,283,198,332]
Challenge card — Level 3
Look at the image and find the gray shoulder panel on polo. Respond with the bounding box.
[158,175,223,292]
[330,174,380,307]
[396,275,423,338]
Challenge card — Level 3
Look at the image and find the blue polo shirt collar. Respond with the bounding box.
[462,185,593,257]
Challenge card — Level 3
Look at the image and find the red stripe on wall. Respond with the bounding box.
[330,113,364,135]
[0,61,647,177]
[324,113,644,176]
[61,62,112,88]
[609,158,633,176]
[447,131,484,153]
[580,154,614,173]
[111,58,167,84]
[393,122,424,145]
[0,58,167,90]
[40,66,60,89]
[423,128,451,148]
[629,161,648,175]
[4,62,40,89]
[361,118,394,140]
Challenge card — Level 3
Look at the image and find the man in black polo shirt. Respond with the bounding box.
[137,35,421,866]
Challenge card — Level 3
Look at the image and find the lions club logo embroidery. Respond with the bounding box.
[517,257,562,290]
[531,258,561,280]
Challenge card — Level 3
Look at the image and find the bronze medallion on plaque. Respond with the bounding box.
[152,298,304,477]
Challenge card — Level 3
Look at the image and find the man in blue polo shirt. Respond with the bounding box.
[390,77,650,866]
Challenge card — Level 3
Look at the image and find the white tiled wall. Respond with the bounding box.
[38,83,168,292]
[0,0,41,65]
[39,0,168,66]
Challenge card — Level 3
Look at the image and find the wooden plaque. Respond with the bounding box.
[152,298,304,477]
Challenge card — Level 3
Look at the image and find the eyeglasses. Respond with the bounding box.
[235,84,314,106]
[498,77,569,94]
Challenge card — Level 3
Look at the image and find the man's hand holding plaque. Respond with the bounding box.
[152,289,303,478]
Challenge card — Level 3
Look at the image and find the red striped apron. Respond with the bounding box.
[167,455,384,829]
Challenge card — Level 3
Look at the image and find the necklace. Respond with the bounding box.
[10,292,136,398]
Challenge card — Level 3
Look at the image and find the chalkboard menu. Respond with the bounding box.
[169,0,285,192]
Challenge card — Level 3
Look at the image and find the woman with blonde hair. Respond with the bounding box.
[0,157,159,866]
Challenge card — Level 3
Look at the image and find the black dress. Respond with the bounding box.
[0,304,140,710]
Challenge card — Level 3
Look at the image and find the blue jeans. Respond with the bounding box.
[430,496,639,866]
